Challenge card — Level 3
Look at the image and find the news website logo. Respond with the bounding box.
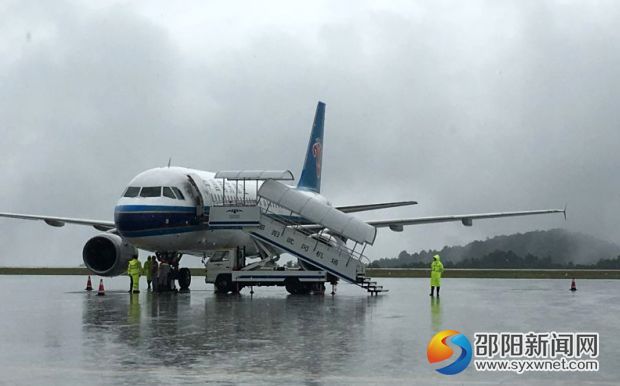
[427,330,473,375]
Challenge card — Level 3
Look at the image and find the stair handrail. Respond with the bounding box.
[261,202,371,266]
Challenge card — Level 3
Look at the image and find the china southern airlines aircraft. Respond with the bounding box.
[0,102,564,292]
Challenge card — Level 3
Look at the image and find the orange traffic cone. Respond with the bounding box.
[85,275,93,291]
[570,278,577,291]
[97,279,105,296]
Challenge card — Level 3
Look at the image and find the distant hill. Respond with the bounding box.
[370,229,620,268]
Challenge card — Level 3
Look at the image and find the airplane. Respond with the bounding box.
[0,102,565,292]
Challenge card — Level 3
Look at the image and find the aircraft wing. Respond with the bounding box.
[0,212,115,231]
[367,209,566,231]
[336,201,418,213]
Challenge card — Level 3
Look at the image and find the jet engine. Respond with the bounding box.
[82,233,138,276]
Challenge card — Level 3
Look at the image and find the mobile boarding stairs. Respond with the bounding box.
[205,171,387,295]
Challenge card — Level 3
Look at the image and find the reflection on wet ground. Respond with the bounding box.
[82,288,378,379]
[0,276,618,385]
[430,296,441,332]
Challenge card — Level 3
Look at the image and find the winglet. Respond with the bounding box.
[563,203,567,221]
[297,101,325,193]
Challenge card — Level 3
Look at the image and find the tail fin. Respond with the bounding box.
[297,101,325,193]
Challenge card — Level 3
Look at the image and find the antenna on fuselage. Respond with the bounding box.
[167,157,172,168]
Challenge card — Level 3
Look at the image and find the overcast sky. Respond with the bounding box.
[1,0,618,266]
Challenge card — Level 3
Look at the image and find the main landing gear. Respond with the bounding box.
[155,252,191,292]
[178,267,191,291]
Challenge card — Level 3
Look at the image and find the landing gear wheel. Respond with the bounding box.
[178,268,191,290]
[215,274,233,293]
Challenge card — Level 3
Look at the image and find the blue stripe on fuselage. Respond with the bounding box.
[114,204,315,239]
[119,225,208,238]
[114,204,207,238]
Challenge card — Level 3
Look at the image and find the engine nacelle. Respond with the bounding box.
[82,233,138,277]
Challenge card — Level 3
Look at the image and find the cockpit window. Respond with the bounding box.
[123,186,140,198]
[140,186,162,197]
[163,187,176,199]
[172,187,185,200]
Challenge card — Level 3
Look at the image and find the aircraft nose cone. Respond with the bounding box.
[114,207,136,237]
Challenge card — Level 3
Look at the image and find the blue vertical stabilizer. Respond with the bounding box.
[297,102,325,193]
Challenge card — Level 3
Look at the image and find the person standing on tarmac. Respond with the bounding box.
[127,255,142,294]
[151,256,159,292]
[430,254,444,297]
[144,256,152,290]
[158,260,171,292]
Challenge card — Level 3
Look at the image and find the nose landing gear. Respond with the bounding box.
[178,267,191,291]
[155,252,190,292]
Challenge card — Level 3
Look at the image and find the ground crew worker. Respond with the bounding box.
[151,257,159,292]
[144,256,153,290]
[158,260,170,292]
[127,255,142,294]
[430,254,444,297]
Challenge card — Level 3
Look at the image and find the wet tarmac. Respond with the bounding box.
[0,276,618,385]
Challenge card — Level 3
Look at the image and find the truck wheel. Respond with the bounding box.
[285,278,300,295]
[178,268,191,290]
[313,283,326,294]
[296,283,311,295]
[215,274,232,293]
[230,284,243,294]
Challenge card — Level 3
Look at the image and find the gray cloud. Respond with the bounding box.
[0,1,618,266]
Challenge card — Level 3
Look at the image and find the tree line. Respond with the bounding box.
[368,229,620,269]
[369,250,620,269]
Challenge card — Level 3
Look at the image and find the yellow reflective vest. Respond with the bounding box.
[430,255,444,286]
[127,258,142,276]
[143,260,152,279]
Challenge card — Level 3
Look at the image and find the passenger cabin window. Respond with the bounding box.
[123,186,140,198]
[172,187,185,200]
[140,186,161,197]
[163,187,176,199]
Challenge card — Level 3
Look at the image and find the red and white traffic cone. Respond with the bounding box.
[570,278,577,292]
[97,279,106,296]
[85,275,93,291]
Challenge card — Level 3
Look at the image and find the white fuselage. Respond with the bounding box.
[114,167,327,256]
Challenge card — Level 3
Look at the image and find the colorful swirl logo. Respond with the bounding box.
[427,330,472,375]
